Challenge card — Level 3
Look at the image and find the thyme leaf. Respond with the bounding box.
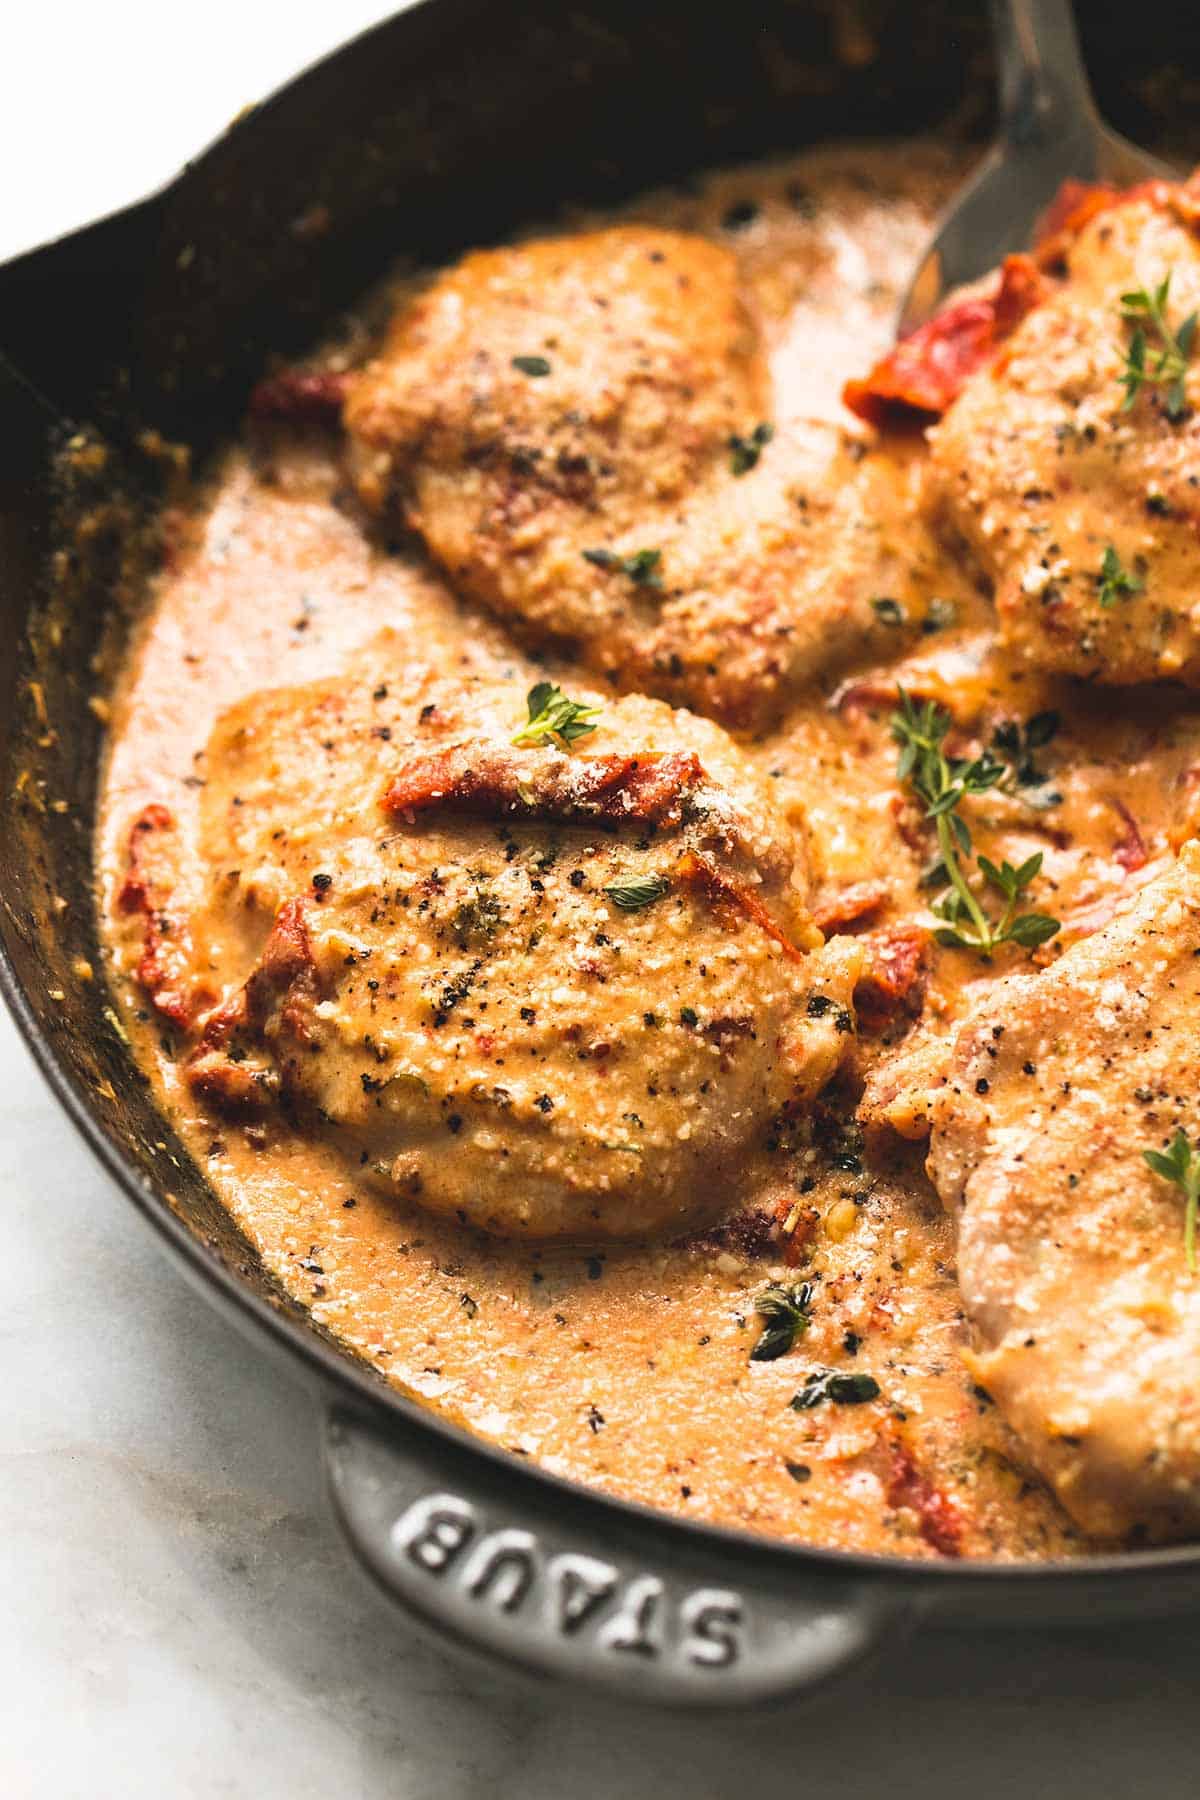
[582,546,663,589]
[990,711,1061,804]
[604,873,670,911]
[729,421,774,476]
[790,1369,880,1409]
[511,354,552,377]
[750,1282,814,1362]
[1143,1127,1200,1273]
[1096,544,1144,610]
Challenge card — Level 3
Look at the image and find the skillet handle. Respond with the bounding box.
[324,1404,907,1707]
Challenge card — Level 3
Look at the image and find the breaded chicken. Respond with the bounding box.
[345,226,946,728]
[929,188,1200,687]
[926,842,1200,1539]
[179,665,862,1239]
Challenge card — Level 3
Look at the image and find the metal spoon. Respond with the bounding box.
[898,0,1177,336]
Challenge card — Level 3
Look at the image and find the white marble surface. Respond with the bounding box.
[0,3,405,264]
[4,4,1200,1793]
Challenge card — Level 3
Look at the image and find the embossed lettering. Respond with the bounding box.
[393,1494,475,1575]
[546,1552,618,1634]
[391,1493,745,1676]
[596,1574,665,1658]
[460,1529,538,1612]
[681,1588,744,1668]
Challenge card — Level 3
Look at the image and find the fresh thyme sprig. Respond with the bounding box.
[1118,274,1197,421]
[511,681,602,750]
[1143,1127,1200,1273]
[891,689,1060,958]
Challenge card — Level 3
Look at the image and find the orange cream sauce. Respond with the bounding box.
[97,143,1200,1560]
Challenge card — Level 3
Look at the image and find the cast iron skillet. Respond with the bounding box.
[4,0,1200,1708]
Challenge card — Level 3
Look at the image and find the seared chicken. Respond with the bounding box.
[927,842,1200,1539]
[179,664,862,1239]
[929,189,1200,688]
[345,225,952,728]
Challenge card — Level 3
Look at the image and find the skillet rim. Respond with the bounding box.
[3,0,1200,1595]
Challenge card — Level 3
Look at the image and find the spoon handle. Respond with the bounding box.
[992,0,1099,149]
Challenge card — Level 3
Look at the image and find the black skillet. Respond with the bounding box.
[4,0,1200,1708]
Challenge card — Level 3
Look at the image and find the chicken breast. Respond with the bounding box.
[926,841,1200,1539]
[181,663,862,1240]
[928,187,1200,687]
[344,225,947,729]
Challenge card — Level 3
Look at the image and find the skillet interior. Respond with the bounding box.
[6,0,1200,1595]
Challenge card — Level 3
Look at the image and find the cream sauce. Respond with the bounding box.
[97,142,1200,1560]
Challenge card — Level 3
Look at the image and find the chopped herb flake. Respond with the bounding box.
[604,873,670,911]
[750,1282,814,1362]
[991,711,1061,802]
[1096,544,1144,610]
[790,1369,880,1410]
[729,421,774,476]
[871,596,906,626]
[582,546,663,589]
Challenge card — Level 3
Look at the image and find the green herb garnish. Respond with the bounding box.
[1118,274,1196,420]
[871,596,906,626]
[751,1282,814,1363]
[892,689,1060,958]
[729,421,774,476]
[1143,1127,1200,1273]
[512,354,552,377]
[452,887,504,948]
[582,547,663,589]
[991,711,1061,805]
[512,681,602,750]
[1096,544,1144,610]
[790,1369,880,1410]
[604,873,670,911]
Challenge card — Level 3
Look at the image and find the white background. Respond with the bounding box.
[3,4,1200,1794]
